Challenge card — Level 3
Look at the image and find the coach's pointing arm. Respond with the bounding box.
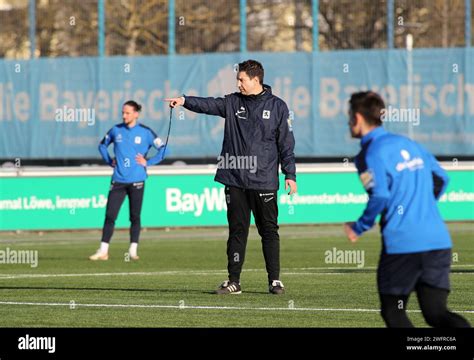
[165,96,226,117]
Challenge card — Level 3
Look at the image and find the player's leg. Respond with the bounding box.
[127,181,145,260]
[216,186,251,294]
[416,249,471,328]
[249,190,283,294]
[379,294,414,328]
[90,182,127,260]
[377,249,420,327]
[416,284,470,328]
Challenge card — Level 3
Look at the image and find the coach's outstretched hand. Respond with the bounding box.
[344,222,359,243]
[165,97,185,108]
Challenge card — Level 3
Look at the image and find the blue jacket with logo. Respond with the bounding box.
[183,85,296,190]
[99,123,165,183]
[352,127,451,254]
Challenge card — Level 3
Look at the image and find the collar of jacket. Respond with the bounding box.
[240,84,272,102]
[360,126,386,147]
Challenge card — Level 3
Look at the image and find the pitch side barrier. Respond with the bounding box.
[0,163,472,231]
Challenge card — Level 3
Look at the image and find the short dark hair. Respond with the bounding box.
[238,60,264,84]
[123,100,142,112]
[349,91,385,126]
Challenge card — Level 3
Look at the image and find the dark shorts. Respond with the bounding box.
[377,248,451,296]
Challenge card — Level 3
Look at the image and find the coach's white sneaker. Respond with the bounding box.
[269,280,285,295]
[89,250,109,261]
[130,254,140,261]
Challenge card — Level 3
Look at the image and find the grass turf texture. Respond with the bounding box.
[0,224,472,327]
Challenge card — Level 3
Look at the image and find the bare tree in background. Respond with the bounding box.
[106,0,168,56]
[247,0,312,52]
[0,0,470,59]
[319,0,387,50]
[395,0,465,48]
[35,0,98,57]
[294,0,306,51]
[175,0,239,54]
[0,0,29,58]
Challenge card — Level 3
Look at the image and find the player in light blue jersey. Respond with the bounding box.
[89,100,166,261]
[344,91,470,328]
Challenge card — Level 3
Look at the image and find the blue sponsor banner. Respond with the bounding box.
[0,48,473,159]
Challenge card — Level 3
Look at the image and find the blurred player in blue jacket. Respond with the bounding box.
[344,91,470,328]
[89,100,165,261]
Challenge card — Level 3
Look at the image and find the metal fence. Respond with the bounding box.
[0,0,472,58]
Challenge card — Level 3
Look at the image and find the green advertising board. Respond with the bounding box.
[0,170,473,231]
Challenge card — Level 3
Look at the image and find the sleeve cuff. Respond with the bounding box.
[285,174,296,181]
[351,222,364,236]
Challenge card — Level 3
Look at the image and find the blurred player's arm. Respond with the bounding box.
[431,161,449,200]
[277,104,297,195]
[350,153,390,237]
[165,96,226,117]
[419,145,449,200]
[98,128,115,167]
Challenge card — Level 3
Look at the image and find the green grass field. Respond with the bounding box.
[0,223,472,327]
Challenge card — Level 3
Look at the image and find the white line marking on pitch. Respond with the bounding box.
[0,301,472,314]
[0,271,350,280]
[0,267,472,280]
[290,265,474,270]
[0,271,227,280]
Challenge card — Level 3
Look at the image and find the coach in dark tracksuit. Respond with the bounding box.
[166,60,297,295]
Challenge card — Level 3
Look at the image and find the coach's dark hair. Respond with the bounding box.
[238,60,264,84]
[123,100,142,112]
[349,91,385,126]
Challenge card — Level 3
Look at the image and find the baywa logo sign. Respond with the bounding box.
[166,187,227,216]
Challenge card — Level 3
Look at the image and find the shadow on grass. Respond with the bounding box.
[0,286,269,295]
[450,269,474,273]
[306,268,474,274]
